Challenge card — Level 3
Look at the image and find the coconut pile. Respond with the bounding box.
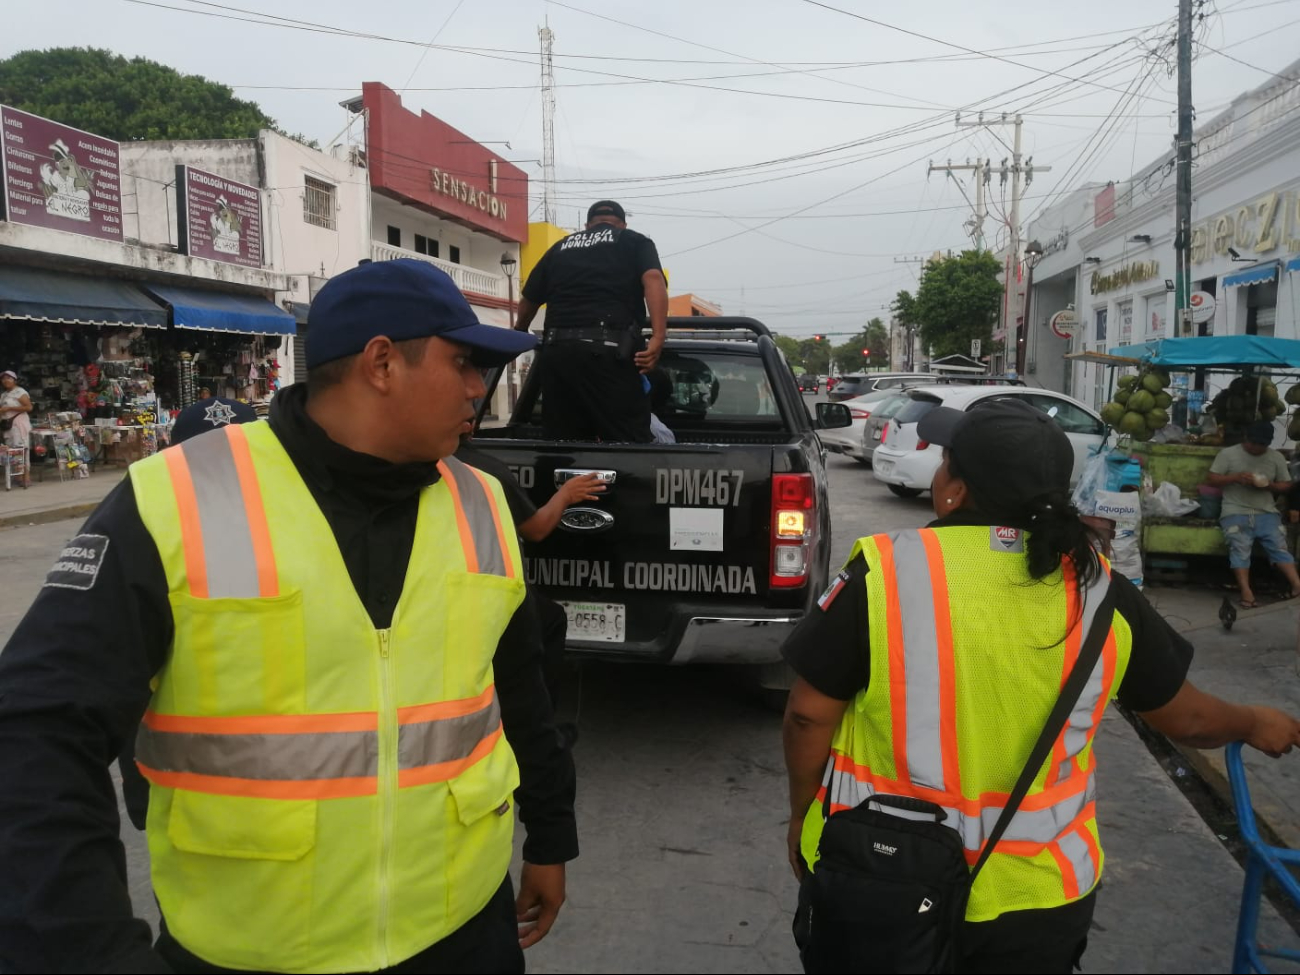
[1100,368,1174,442]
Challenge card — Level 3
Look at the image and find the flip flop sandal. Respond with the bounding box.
[1239,599,1260,609]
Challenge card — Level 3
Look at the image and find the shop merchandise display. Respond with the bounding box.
[1100,367,1174,441]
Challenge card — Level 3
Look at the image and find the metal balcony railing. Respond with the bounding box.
[370,242,507,298]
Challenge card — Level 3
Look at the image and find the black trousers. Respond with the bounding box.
[958,891,1096,973]
[539,342,652,443]
[156,874,525,974]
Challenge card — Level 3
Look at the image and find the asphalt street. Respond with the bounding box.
[0,400,1293,972]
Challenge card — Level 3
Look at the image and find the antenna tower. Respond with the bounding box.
[539,23,557,225]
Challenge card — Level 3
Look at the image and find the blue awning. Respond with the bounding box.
[1286,256,1300,274]
[143,283,296,336]
[1223,263,1279,288]
[0,265,167,328]
[1109,335,1300,369]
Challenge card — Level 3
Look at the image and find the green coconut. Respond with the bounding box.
[1127,389,1156,413]
[1130,424,1154,442]
[1146,408,1169,429]
[1100,402,1126,427]
[1115,388,1132,404]
[1261,405,1280,421]
[1285,385,1300,406]
[1151,368,1172,387]
[1117,374,1139,390]
[1154,391,1173,409]
[1141,372,1166,393]
[1119,411,1149,437]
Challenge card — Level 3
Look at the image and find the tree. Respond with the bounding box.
[0,48,284,142]
[798,337,831,374]
[830,317,890,373]
[772,334,804,370]
[909,250,1003,359]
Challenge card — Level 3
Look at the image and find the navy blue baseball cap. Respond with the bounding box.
[306,259,537,369]
[170,397,258,445]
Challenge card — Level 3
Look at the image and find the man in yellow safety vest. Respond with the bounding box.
[0,258,577,973]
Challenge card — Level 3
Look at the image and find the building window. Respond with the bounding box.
[414,233,428,254]
[449,245,461,264]
[1247,279,1278,337]
[429,239,439,259]
[303,176,337,230]
[387,225,401,247]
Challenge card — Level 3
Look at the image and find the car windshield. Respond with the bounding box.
[894,396,941,424]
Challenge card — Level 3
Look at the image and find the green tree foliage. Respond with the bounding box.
[831,317,889,372]
[773,334,804,370]
[0,48,280,142]
[908,251,1002,359]
[798,337,831,374]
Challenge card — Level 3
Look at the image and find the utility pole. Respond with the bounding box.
[539,23,558,225]
[1175,0,1194,337]
[955,113,1051,377]
[927,158,989,250]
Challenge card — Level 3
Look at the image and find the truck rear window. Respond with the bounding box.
[657,350,779,421]
[894,397,940,424]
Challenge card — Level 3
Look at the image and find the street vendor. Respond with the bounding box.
[1207,420,1300,607]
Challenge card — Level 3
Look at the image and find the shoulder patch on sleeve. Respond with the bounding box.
[817,569,851,610]
[44,533,110,591]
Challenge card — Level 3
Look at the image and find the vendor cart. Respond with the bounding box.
[1068,335,1300,567]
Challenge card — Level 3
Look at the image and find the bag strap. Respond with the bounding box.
[969,574,1116,882]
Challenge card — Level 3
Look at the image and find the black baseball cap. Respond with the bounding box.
[170,397,258,445]
[918,398,1073,507]
[1245,420,1274,445]
[307,259,537,369]
[586,200,626,223]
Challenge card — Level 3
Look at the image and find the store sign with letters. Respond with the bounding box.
[0,105,122,241]
[1190,185,1300,265]
[176,165,264,268]
[1089,260,1160,295]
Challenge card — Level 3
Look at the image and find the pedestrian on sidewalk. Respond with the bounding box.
[0,259,577,974]
[1,370,33,488]
[1207,421,1300,608]
[783,399,1300,974]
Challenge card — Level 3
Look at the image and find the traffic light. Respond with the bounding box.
[862,348,870,356]
[813,334,823,342]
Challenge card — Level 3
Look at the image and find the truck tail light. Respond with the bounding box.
[916,439,930,451]
[771,473,815,589]
[880,424,889,444]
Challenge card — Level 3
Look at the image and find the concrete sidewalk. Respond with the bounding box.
[0,468,122,529]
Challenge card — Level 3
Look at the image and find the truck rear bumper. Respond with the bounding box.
[672,614,798,665]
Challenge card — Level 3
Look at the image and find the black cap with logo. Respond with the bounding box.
[917,397,1074,510]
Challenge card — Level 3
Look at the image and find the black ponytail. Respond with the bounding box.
[1023,491,1101,589]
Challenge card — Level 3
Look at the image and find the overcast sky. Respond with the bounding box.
[5,0,1299,337]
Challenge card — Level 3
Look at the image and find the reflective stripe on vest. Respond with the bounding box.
[823,529,1114,874]
[437,456,517,579]
[136,686,502,799]
[139,427,514,798]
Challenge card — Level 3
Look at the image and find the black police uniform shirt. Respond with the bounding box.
[521,224,664,328]
[783,512,1192,710]
[0,383,577,973]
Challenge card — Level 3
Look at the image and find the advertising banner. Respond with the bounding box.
[177,165,263,268]
[0,105,123,241]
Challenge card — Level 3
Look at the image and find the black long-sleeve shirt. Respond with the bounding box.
[0,384,577,972]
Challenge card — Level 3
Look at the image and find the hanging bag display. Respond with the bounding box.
[794,579,1116,974]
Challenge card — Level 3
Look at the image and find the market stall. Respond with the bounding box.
[1072,335,1300,567]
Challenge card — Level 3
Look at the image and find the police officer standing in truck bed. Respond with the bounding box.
[514,200,668,443]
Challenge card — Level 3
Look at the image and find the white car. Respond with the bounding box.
[817,388,912,464]
[871,385,1107,498]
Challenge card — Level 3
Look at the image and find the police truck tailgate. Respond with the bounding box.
[470,318,846,666]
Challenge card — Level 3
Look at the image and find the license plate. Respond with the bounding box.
[873,429,882,440]
[559,601,626,643]
[875,460,894,475]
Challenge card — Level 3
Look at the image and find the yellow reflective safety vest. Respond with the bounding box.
[800,526,1132,922]
[129,422,526,973]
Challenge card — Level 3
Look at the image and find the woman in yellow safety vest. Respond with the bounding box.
[782,398,1300,973]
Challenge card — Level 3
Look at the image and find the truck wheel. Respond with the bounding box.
[887,484,923,498]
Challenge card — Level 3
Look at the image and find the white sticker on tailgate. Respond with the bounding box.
[669,507,725,551]
[559,601,625,643]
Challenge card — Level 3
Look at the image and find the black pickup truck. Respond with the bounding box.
[471,318,850,686]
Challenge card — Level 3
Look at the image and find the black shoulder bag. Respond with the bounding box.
[794,579,1116,975]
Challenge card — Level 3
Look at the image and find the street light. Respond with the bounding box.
[500,253,519,410]
[1020,239,1044,376]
